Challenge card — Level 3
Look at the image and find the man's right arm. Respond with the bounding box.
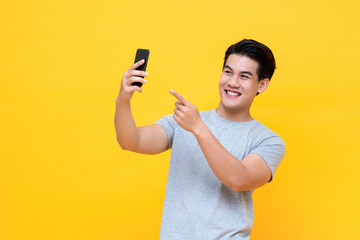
[114,60,169,154]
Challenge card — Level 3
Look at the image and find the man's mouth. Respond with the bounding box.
[225,90,241,96]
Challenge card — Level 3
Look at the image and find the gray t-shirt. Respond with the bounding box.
[155,109,286,240]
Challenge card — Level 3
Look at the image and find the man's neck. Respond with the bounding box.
[215,106,254,122]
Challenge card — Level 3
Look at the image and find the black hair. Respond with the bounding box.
[223,39,276,81]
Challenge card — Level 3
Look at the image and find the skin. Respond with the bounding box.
[115,54,272,191]
[217,54,269,122]
[115,59,168,154]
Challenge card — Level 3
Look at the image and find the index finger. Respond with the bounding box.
[170,89,187,105]
[129,59,145,71]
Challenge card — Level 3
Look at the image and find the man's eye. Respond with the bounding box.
[241,75,249,79]
[225,71,232,75]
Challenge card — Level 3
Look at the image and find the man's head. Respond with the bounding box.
[223,39,276,82]
[216,39,276,121]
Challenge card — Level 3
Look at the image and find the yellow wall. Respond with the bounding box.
[1,0,359,239]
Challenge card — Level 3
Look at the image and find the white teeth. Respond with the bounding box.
[226,90,240,96]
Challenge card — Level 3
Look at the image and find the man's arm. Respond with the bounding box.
[170,89,271,192]
[192,125,271,191]
[114,60,168,154]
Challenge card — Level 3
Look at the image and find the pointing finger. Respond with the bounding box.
[170,89,187,105]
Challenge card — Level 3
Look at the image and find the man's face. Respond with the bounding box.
[218,54,267,117]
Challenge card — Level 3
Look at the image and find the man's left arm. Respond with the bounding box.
[170,89,271,192]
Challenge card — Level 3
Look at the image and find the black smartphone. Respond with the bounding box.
[131,48,150,87]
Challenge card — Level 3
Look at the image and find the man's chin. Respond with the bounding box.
[218,102,244,113]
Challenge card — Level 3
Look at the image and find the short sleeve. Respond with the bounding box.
[251,134,286,182]
[154,114,178,149]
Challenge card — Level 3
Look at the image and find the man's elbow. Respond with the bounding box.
[224,175,246,192]
[228,182,249,192]
[116,137,135,151]
[118,143,129,151]
[227,176,258,192]
[228,179,267,192]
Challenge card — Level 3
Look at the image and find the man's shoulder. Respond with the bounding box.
[252,120,273,132]
[251,120,285,146]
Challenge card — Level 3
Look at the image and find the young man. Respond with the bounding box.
[115,39,286,239]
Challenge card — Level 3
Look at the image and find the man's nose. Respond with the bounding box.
[228,75,240,88]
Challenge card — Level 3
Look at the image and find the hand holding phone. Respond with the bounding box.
[131,49,150,87]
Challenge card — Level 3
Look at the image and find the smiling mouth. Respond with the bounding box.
[225,90,241,96]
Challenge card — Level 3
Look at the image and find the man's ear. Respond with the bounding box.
[257,78,270,94]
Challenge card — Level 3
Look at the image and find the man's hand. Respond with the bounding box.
[116,59,148,104]
[170,89,205,135]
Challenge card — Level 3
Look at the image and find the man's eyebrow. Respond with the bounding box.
[223,65,233,71]
[240,71,253,76]
[224,65,253,76]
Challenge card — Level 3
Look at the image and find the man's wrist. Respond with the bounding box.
[193,121,209,138]
[115,95,130,106]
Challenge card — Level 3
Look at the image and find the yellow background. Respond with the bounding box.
[1,0,359,239]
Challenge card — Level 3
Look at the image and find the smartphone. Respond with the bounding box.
[131,48,150,87]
